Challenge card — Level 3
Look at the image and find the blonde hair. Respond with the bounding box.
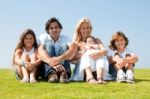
[73,17,92,43]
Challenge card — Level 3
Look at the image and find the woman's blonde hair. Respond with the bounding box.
[73,17,92,43]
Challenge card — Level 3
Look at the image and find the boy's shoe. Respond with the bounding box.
[48,72,59,83]
[116,69,126,83]
[59,71,69,83]
[126,70,135,84]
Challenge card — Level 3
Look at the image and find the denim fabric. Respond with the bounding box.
[43,63,56,78]
[109,64,117,80]
[43,41,71,78]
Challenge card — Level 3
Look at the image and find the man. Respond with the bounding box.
[38,17,77,83]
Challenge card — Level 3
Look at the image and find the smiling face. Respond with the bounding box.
[115,36,126,51]
[79,22,92,41]
[48,22,61,41]
[23,34,34,49]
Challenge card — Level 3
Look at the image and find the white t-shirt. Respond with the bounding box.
[23,47,35,57]
[107,48,136,59]
[38,33,71,53]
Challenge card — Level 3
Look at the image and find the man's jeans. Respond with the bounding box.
[43,42,71,79]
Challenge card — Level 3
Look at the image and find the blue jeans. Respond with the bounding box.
[109,64,117,80]
[43,42,71,79]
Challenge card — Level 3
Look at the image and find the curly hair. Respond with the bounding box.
[109,31,129,50]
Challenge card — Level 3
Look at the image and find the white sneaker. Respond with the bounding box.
[116,69,126,83]
[126,70,135,84]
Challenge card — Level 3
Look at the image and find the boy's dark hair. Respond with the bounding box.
[45,17,63,34]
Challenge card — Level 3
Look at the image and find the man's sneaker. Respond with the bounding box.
[59,71,69,83]
[126,70,135,84]
[116,69,126,83]
[48,72,59,83]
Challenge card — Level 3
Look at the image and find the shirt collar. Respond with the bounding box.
[47,34,61,42]
[114,48,127,54]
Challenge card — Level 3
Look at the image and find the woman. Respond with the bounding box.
[70,17,110,84]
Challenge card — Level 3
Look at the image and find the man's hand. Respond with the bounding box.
[53,65,65,73]
[47,56,62,66]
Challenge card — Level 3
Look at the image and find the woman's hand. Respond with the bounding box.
[89,50,104,60]
[89,53,101,60]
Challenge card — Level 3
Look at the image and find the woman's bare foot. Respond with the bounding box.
[97,78,107,84]
[87,78,98,84]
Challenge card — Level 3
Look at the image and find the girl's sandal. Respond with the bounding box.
[87,78,98,84]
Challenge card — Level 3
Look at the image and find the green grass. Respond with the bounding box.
[0,68,150,99]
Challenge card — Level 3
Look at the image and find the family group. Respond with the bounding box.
[12,17,138,84]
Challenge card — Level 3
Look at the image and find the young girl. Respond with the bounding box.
[80,36,109,84]
[107,31,138,83]
[13,29,41,83]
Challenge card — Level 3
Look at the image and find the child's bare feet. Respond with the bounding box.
[21,78,29,83]
[30,74,37,83]
[30,78,37,83]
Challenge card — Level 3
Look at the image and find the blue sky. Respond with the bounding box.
[0,0,150,68]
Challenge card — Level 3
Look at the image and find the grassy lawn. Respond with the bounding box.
[0,68,150,99]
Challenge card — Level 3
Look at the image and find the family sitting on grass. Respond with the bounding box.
[12,17,138,84]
